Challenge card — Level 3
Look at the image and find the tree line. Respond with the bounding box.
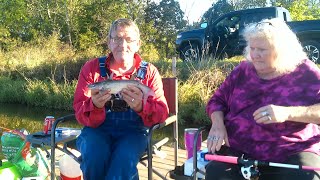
[0,0,187,59]
[1,0,319,61]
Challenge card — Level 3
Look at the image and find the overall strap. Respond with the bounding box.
[98,56,111,79]
[132,61,149,80]
[98,56,148,80]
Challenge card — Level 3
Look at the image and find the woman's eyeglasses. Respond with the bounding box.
[255,22,274,28]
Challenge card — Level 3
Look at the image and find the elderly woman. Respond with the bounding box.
[205,18,320,180]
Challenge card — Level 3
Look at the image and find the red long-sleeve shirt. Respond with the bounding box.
[73,53,169,128]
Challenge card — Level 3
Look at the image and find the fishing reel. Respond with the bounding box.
[240,165,260,180]
[239,155,260,180]
[205,152,320,180]
[105,94,129,112]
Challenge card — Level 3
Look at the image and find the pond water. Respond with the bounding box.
[0,103,79,134]
[0,103,203,149]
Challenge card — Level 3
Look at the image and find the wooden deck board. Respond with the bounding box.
[53,141,208,180]
[137,141,208,180]
[53,146,187,180]
[137,146,187,180]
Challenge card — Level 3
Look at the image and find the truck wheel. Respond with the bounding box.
[180,44,200,62]
[302,40,320,64]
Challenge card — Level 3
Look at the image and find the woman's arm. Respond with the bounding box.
[254,104,320,124]
[207,111,230,154]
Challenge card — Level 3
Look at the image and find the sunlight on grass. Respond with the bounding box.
[177,56,241,124]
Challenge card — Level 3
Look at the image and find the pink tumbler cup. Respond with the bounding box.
[184,128,202,159]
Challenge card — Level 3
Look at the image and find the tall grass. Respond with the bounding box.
[0,77,76,110]
[0,77,25,103]
[0,33,93,83]
[177,56,242,124]
[24,79,77,110]
[0,36,243,125]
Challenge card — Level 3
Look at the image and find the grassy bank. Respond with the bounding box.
[0,58,240,125]
[0,35,242,125]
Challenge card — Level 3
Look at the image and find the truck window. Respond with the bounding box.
[243,12,273,25]
[215,15,241,36]
[283,12,287,21]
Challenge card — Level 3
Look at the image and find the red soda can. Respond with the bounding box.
[43,116,55,134]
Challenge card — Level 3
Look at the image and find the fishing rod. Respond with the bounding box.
[204,154,320,180]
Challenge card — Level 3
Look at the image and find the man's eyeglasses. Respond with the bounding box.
[110,36,138,44]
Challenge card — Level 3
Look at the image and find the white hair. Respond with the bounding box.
[108,18,140,39]
[243,18,307,74]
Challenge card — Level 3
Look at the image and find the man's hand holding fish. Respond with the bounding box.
[90,88,112,109]
[90,82,144,112]
[121,85,143,112]
[87,79,155,111]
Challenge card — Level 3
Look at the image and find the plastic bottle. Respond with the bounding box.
[0,161,21,180]
[59,151,82,180]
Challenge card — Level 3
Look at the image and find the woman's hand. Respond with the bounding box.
[121,85,143,112]
[91,89,112,109]
[253,104,289,124]
[207,112,229,154]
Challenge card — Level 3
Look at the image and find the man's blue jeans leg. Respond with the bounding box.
[77,126,147,180]
[106,130,148,180]
[77,127,112,180]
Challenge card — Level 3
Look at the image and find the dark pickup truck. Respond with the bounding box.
[176,7,320,63]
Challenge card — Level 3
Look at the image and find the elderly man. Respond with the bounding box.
[73,18,168,179]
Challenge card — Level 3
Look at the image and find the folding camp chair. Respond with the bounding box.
[26,114,80,180]
[48,77,179,180]
[139,77,179,179]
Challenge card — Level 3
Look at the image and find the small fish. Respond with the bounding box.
[87,80,155,103]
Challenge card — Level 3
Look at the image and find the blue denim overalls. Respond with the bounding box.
[77,57,149,179]
[77,107,148,180]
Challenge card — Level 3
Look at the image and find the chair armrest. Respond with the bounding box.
[49,113,76,180]
[192,125,211,180]
[160,115,177,128]
[51,114,76,132]
[149,115,177,132]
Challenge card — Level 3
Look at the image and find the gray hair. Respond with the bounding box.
[108,18,140,39]
[243,18,307,74]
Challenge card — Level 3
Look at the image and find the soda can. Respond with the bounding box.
[184,128,202,159]
[43,116,55,134]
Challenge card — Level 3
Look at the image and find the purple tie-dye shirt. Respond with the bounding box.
[206,59,320,162]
